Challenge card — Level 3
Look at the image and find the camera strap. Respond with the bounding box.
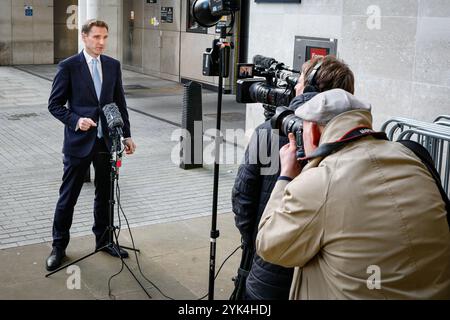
[305,126,388,160]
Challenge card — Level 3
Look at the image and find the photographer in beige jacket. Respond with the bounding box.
[256,89,450,299]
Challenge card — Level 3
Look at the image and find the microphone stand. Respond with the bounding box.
[46,127,151,299]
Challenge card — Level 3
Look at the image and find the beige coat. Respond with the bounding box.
[256,110,450,299]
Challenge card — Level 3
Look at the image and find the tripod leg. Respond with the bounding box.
[119,245,140,253]
[45,244,109,278]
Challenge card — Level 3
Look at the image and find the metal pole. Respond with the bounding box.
[208,36,226,301]
[109,137,118,245]
[208,26,229,300]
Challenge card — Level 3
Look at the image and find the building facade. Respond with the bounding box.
[246,0,450,130]
[1,0,449,131]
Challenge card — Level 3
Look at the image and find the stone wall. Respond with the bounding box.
[246,0,450,130]
[0,0,54,65]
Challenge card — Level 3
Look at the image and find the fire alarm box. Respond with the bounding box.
[293,36,338,70]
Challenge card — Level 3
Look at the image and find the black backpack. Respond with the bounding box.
[398,140,450,230]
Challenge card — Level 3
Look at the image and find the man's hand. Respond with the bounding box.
[279,133,302,179]
[123,138,136,155]
[77,118,97,131]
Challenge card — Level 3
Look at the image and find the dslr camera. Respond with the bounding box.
[236,55,300,107]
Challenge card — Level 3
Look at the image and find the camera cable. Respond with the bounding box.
[106,178,153,300]
[197,244,240,300]
[112,181,242,300]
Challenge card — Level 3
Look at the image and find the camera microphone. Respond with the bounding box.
[253,55,299,73]
[253,55,277,69]
[102,103,124,137]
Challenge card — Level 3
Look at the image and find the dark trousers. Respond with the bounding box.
[52,138,112,249]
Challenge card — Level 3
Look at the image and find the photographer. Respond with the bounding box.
[232,56,355,300]
[256,89,450,299]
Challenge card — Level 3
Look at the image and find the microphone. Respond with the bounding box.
[253,54,298,73]
[253,55,277,69]
[102,103,124,137]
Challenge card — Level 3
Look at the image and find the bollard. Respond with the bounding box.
[180,81,203,169]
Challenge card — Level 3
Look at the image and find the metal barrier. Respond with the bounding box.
[381,116,450,141]
[397,129,450,195]
[382,116,450,196]
[435,121,450,127]
[434,115,450,122]
[434,115,450,128]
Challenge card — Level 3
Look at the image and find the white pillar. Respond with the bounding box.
[77,0,122,60]
[78,0,87,52]
[86,0,99,20]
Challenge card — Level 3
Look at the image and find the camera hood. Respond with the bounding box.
[271,106,293,130]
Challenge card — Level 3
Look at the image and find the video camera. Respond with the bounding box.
[236,55,300,107]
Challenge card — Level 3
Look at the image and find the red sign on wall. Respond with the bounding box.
[309,47,328,59]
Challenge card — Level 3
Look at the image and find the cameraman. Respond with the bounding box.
[256,89,450,299]
[232,56,355,300]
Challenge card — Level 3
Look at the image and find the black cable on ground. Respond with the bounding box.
[106,180,126,300]
[117,183,241,300]
[106,179,154,300]
[117,182,175,300]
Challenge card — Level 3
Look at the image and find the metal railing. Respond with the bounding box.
[381,116,450,195]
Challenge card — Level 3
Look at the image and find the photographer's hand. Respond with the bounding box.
[279,133,302,179]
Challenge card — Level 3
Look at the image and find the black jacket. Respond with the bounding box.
[232,93,317,300]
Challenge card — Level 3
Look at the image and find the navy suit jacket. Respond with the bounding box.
[48,52,131,158]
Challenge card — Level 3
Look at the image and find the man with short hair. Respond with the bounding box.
[46,19,136,271]
[232,56,355,300]
[256,89,450,299]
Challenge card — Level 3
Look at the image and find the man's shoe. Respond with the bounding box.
[45,248,66,271]
[97,243,129,258]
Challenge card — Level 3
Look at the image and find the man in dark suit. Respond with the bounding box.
[46,19,137,271]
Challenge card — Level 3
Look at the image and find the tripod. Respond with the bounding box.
[46,132,152,299]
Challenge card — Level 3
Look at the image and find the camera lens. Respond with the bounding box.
[249,83,293,107]
[283,114,303,137]
[271,107,302,135]
[271,106,305,158]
